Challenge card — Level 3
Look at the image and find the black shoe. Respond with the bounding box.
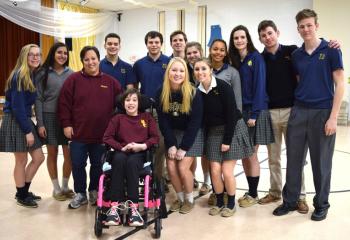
[15,192,41,201]
[273,203,297,216]
[311,208,328,221]
[17,196,38,208]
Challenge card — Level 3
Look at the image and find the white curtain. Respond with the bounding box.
[0,0,118,38]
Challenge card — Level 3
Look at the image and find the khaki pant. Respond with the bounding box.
[267,108,306,199]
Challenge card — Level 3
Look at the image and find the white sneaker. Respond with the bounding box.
[68,193,88,209]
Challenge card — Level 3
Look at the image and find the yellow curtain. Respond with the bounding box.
[57,1,98,71]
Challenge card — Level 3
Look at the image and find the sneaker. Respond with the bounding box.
[297,199,309,214]
[53,191,67,201]
[193,178,199,189]
[15,192,41,201]
[89,190,97,206]
[221,206,236,217]
[179,200,194,214]
[199,183,211,196]
[17,196,38,208]
[258,194,281,205]
[129,204,144,227]
[209,206,223,216]
[105,204,121,226]
[238,192,248,204]
[239,193,258,208]
[208,193,216,206]
[169,199,183,212]
[273,203,297,216]
[62,189,75,199]
[68,193,88,209]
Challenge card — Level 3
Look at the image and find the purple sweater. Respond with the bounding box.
[58,71,122,143]
[103,112,159,151]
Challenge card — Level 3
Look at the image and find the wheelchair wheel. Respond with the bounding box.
[94,208,103,237]
[154,216,162,239]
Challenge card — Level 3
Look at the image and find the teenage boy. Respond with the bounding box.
[133,31,170,99]
[100,33,135,90]
[133,31,170,187]
[257,20,309,213]
[170,30,187,59]
[273,9,344,221]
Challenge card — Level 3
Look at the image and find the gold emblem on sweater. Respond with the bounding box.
[162,63,168,69]
[100,85,108,88]
[213,89,219,95]
[247,60,253,66]
[140,119,147,128]
[121,68,126,74]
[319,53,325,60]
[169,102,181,117]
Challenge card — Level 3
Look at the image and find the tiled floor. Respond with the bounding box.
[0,126,349,240]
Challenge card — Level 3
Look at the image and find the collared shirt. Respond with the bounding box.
[213,63,229,75]
[198,75,217,94]
[100,57,136,90]
[133,53,170,98]
[292,39,343,109]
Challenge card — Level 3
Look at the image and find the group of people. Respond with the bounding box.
[0,8,344,227]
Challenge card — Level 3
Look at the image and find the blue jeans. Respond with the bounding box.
[70,141,104,194]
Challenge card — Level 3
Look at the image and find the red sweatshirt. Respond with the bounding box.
[58,71,122,143]
[103,112,159,151]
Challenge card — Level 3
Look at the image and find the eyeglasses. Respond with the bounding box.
[28,53,42,58]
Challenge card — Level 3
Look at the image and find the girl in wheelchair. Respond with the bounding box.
[103,88,159,227]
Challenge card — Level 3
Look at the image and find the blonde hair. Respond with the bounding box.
[160,57,194,114]
[5,44,40,92]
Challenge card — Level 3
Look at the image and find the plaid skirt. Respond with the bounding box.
[173,128,204,157]
[242,109,275,146]
[0,113,42,152]
[42,112,68,146]
[205,119,254,162]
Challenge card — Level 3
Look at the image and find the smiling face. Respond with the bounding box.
[27,46,41,71]
[54,46,68,67]
[259,26,279,50]
[124,93,139,116]
[104,37,120,57]
[146,37,162,57]
[210,41,227,64]
[168,61,186,90]
[233,30,248,51]
[171,34,186,53]
[297,17,318,42]
[83,50,100,76]
[193,60,212,84]
[186,46,202,65]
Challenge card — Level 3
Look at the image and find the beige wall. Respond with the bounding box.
[314,0,350,100]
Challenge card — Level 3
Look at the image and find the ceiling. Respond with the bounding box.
[67,0,200,11]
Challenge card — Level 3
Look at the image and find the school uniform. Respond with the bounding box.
[282,39,343,211]
[35,67,73,146]
[100,57,136,90]
[156,87,203,157]
[198,77,253,162]
[239,50,274,145]
[0,72,42,152]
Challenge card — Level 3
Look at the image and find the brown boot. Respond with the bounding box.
[258,194,281,205]
[297,199,309,214]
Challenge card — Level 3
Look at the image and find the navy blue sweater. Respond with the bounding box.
[156,87,203,151]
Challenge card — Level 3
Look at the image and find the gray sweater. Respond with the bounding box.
[35,67,73,127]
[213,65,242,111]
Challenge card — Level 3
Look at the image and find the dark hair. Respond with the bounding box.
[120,88,142,111]
[193,57,212,69]
[258,20,277,35]
[208,39,230,64]
[228,25,257,69]
[104,33,121,43]
[40,42,69,91]
[295,9,318,24]
[80,46,100,63]
[144,31,163,45]
[170,30,188,43]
